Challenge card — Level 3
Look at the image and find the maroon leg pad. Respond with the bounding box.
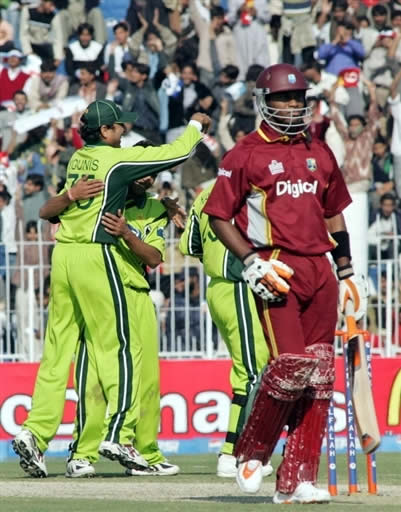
[276,396,330,494]
[276,344,335,494]
[234,353,319,465]
[305,343,335,399]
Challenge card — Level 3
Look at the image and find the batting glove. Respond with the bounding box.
[241,256,294,301]
[338,273,368,321]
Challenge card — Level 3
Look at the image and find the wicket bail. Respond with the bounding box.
[326,330,378,496]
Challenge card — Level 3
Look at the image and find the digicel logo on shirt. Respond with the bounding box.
[276,180,318,198]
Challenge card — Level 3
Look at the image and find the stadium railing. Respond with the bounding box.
[0,222,400,361]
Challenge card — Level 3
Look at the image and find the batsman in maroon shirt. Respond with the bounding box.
[203,64,366,504]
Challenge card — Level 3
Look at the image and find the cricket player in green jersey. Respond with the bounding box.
[13,99,211,478]
[67,174,180,477]
[179,183,273,478]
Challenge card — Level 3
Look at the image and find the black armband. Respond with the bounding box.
[330,231,351,263]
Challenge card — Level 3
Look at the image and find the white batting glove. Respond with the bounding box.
[339,274,368,321]
[241,256,294,301]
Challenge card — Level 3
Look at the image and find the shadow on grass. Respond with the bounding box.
[186,495,273,504]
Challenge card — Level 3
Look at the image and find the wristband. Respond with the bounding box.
[336,263,354,280]
[331,231,351,263]
[67,188,74,202]
[242,251,257,266]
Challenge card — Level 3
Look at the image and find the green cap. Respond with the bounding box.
[82,100,137,129]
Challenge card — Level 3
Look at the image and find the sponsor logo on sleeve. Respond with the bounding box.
[218,168,232,178]
[268,160,284,175]
[276,180,318,198]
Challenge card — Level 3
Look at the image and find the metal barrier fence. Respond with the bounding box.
[0,223,400,361]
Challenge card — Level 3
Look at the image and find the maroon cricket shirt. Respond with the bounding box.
[203,122,352,257]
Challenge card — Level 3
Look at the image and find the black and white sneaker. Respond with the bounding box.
[125,461,180,476]
[12,429,48,478]
[65,458,96,478]
[99,441,148,470]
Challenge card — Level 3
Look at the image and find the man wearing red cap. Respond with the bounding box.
[203,63,366,503]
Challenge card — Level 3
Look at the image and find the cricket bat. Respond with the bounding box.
[345,301,381,455]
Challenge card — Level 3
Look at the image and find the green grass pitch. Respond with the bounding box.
[0,453,400,511]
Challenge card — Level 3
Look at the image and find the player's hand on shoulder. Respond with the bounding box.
[101,209,130,238]
[69,175,104,201]
[241,254,294,302]
[190,113,211,134]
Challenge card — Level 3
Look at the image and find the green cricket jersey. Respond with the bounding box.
[118,193,168,290]
[56,124,201,245]
[179,184,244,281]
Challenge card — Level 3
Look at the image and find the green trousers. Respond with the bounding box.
[24,243,142,452]
[72,289,164,464]
[206,278,269,455]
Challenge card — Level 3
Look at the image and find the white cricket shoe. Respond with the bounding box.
[12,429,48,478]
[65,459,96,478]
[217,453,273,478]
[236,459,263,493]
[273,482,331,504]
[98,441,148,470]
[126,460,180,476]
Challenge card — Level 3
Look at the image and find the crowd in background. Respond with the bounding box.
[1,0,401,358]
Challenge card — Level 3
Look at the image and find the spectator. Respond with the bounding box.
[28,60,69,111]
[318,22,365,75]
[0,90,30,153]
[69,63,106,103]
[57,0,107,46]
[391,10,401,34]
[370,137,394,212]
[65,22,104,82]
[105,21,131,79]
[109,61,161,143]
[19,0,63,63]
[278,0,316,65]
[369,4,391,32]
[330,78,380,276]
[316,0,358,45]
[388,67,401,198]
[12,220,49,361]
[0,48,31,107]
[0,10,14,53]
[302,60,337,104]
[18,174,48,228]
[212,65,245,111]
[126,0,172,34]
[232,63,263,126]
[0,186,16,279]
[189,2,236,88]
[307,96,331,140]
[363,29,401,108]
[218,97,254,152]
[227,0,270,80]
[128,9,177,87]
[158,62,213,143]
[368,193,401,261]
[355,15,379,56]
